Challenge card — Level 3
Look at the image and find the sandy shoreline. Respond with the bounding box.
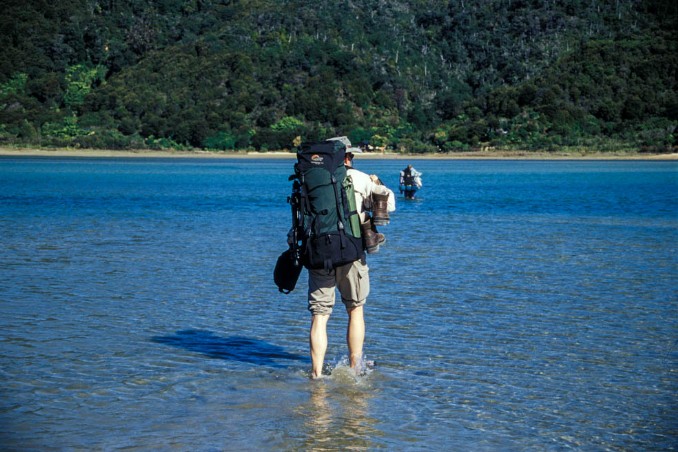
[1,147,676,160]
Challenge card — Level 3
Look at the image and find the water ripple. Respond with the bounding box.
[0,158,676,450]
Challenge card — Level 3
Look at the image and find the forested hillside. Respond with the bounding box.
[1,0,676,153]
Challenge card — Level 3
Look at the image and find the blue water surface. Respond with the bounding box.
[0,156,676,450]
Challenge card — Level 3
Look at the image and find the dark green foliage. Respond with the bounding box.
[0,0,676,152]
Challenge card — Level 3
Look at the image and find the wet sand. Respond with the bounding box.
[0,146,676,160]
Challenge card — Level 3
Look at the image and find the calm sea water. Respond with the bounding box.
[0,156,676,451]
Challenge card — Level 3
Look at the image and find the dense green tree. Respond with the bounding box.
[0,0,675,152]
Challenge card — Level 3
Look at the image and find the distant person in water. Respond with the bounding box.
[399,164,422,199]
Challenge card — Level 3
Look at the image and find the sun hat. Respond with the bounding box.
[327,136,363,153]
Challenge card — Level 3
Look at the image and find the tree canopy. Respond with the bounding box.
[1,0,676,153]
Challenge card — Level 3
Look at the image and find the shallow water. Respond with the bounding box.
[0,157,676,450]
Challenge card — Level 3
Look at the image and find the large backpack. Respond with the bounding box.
[290,140,364,271]
[402,167,415,185]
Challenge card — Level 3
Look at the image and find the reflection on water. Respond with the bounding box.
[298,368,382,451]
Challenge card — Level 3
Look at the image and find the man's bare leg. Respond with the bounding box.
[310,314,329,378]
[346,305,365,371]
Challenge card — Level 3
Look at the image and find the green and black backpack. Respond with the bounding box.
[289,140,364,271]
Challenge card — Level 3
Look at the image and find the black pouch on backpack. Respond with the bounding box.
[274,248,303,294]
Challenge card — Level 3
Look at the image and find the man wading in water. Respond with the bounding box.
[307,137,396,378]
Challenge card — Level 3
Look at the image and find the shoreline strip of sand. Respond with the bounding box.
[1,147,676,160]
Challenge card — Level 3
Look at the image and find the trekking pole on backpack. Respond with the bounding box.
[273,177,305,294]
[288,178,304,266]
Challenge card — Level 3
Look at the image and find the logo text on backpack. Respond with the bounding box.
[311,154,324,164]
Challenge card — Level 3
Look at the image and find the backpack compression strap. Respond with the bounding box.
[330,175,349,246]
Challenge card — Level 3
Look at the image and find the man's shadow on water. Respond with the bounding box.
[152,329,309,368]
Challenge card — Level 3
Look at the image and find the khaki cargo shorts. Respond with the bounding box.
[307,259,370,316]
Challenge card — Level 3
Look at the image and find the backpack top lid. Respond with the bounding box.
[297,139,346,173]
